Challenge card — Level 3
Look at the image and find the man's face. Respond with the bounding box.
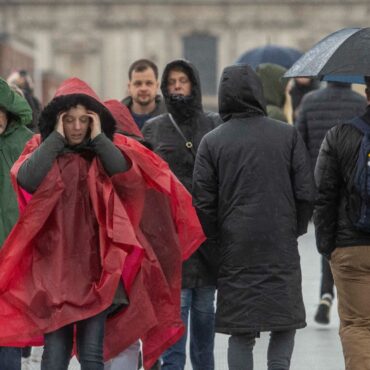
[0,109,8,135]
[128,68,159,107]
[167,70,192,96]
[62,105,91,145]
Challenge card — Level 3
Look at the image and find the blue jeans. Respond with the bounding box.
[228,330,296,370]
[41,309,107,370]
[0,347,21,370]
[162,286,216,370]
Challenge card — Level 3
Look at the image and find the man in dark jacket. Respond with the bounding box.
[296,82,366,324]
[288,77,320,120]
[122,59,166,129]
[314,78,370,370]
[0,77,33,370]
[142,59,220,370]
[193,64,315,370]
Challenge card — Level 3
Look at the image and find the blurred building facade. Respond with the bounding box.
[0,0,369,104]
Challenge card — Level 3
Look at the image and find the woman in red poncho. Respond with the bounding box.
[0,78,205,370]
[16,81,131,370]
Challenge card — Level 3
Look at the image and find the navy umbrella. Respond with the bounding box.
[235,45,303,70]
[284,27,370,84]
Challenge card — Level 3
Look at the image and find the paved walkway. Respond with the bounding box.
[24,224,344,369]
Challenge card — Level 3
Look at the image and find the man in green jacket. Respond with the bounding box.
[0,77,33,370]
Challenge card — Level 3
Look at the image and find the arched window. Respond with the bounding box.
[183,33,218,95]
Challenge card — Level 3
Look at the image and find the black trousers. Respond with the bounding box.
[320,256,334,298]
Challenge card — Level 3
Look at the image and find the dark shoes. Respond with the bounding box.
[314,295,333,324]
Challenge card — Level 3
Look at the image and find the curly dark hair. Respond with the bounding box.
[38,94,116,141]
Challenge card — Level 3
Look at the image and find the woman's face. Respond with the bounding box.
[0,109,8,135]
[62,105,91,145]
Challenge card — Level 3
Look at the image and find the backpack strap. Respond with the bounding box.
[347,117,370,134]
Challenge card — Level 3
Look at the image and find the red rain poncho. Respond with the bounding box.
[0,79,205,369]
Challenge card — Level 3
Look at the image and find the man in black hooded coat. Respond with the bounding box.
[192,64,315,370]
[142,59,220,370]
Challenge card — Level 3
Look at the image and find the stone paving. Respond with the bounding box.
[23,223,343,369]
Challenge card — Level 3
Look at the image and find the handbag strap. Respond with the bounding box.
[168,114,196,157]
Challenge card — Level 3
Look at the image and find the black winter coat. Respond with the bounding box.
[314,107,370,259]
[295,82,366,169]
[142,59,221,288]
[193,64,316,334]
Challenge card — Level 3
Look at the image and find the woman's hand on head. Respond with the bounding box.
[55,112,66,137]
[87,111,102,140]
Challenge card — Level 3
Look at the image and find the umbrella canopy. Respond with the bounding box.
[284,27,370,84]
[235,45,303,69]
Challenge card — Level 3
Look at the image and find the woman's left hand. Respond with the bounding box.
[87,111,102,140]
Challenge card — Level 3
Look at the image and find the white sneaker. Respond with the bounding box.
[21,356,31,370]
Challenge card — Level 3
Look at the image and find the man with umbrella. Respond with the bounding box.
[286,27,370,369]
[296,81,367,325]
[314,77,370,370]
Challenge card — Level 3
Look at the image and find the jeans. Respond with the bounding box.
[162,286,216,370]
[320,257,335,298]
[41,309,107,370]
[228,330,296,370]
[0,347,21,370]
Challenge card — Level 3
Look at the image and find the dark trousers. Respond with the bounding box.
[41,309,107,370]
[320,257,335,298]
[0,347,21,370]
[228,330,296,370]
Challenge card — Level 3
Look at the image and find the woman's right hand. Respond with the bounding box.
[55,112,66,137]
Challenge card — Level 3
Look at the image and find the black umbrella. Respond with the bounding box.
[284,27,370,84]
[235,45,302,70]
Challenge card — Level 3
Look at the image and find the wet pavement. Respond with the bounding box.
[23,223,344,369]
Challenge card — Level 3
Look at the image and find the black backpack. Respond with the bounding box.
[348,117,370,232]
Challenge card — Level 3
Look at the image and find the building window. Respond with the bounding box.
[183,34,218,95]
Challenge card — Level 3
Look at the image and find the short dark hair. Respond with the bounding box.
[365,76,370,88]
[128,59,158,80]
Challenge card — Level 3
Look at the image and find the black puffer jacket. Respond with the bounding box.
[193,64,316,334]
[142,59,221,288]
[296,82,366,169]
[314,106,370,259]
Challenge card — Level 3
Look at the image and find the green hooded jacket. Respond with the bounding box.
[0,78,33,247]
[256,63,288,122]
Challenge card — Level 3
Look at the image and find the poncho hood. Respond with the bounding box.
[39,78,116,141]
[0,77,32,135]
[104,99,143,139]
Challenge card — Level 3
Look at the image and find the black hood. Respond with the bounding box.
[218,64,267,122]
[161,59,203,120]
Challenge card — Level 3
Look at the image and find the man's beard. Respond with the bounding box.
[134,96,154,107]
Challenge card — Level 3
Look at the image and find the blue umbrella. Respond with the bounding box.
[284,27,370,84]
[235,45,303,70]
